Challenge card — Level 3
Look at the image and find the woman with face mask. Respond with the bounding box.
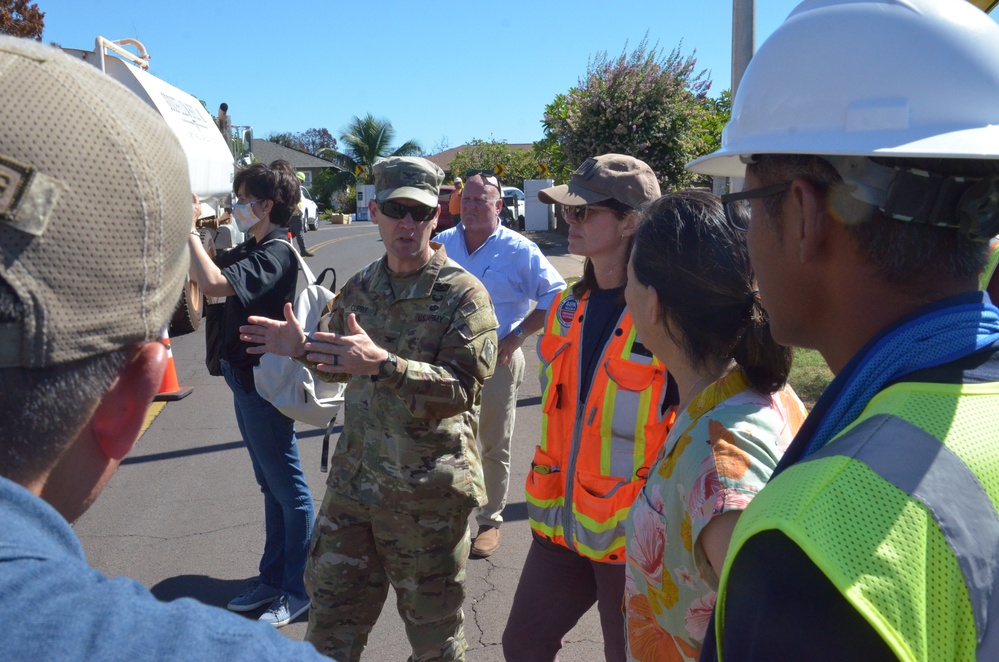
[187,160,314,629]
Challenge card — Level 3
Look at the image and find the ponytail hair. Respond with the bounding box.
[631,190,792,394]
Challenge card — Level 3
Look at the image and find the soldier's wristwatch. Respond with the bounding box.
[376,353,399,381]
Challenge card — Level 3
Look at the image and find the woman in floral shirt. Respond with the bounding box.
[622,191,807,661]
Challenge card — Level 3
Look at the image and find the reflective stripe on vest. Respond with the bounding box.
[810,414,999,659]
[527,287,672,561]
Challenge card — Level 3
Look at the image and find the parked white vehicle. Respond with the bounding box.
[300,186,319,231]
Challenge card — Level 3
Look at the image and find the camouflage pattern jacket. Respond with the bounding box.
[311,243,498,511]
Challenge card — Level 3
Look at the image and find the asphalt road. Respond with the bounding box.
[74,220,605,661]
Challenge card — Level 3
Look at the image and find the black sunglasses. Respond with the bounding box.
[720,183,790,231]
[378,199,437,222]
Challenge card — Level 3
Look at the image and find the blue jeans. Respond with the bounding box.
[222,361,314,600]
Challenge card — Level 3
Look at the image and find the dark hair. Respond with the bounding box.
[570,198,636,299]
[232,159,301,228]
[0,282,127,481]
[747,154,989,294]
[631,190,793,394]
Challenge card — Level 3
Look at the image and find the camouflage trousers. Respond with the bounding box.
[304,489,472,662]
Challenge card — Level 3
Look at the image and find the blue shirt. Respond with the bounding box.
[436,224,565,338]
[0,475,328,661]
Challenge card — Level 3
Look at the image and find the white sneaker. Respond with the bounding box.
[258,594,311,628]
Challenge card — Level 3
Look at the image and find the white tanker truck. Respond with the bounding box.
[61,37,251,336]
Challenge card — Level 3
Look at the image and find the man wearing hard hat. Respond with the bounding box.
[688,1,999,660]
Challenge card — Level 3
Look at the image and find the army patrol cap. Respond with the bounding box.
[373,157,445,208]
[539,153,661,210]
[0,37,191,368]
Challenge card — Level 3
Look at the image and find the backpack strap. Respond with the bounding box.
[261,238,318,285]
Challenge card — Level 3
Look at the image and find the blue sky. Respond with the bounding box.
[40,1,995,155]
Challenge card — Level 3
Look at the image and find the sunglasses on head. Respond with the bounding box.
[378,199,437,222]
[464,169,501,189]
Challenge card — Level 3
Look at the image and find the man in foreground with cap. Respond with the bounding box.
[435,170,565,558]
[240,156,498,661]
[686,1,999,660]
[0,37,328,659]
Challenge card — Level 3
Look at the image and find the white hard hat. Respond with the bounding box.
[688,0,999,178]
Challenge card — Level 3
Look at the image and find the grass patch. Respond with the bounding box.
[788,348,834,410]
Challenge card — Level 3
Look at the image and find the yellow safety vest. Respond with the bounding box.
[717,379,999,661]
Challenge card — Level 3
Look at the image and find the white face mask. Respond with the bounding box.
[233,200,262,232]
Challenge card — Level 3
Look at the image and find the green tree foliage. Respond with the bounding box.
[0,0,44,39]
[534,93,575,186]
[309,166,347,212]
[299,127,337,155]
[542,37,723,190]
[329,184,357,215]
[266,132,305,152]
[264,128,337,157]
[448,139,537,191]
[320,114,421,185]
[696,89,731,156]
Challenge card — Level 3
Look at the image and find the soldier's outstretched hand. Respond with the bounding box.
[241,303,307,357]
[306,313,388,375]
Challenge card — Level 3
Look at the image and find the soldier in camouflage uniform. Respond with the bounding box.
[241,156,498,662]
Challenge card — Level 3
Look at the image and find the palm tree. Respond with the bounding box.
[320,114,422,185]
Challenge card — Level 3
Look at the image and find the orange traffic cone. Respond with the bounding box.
[155,328,193,401]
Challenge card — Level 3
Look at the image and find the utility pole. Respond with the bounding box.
[716,0,755,194]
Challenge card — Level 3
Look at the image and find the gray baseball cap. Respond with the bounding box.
[539,154,661,209]
[373,156,445,208]
[0,37,191,368]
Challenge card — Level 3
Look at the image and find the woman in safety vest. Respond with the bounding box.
[621,190,806,661]
[503,154,672,661]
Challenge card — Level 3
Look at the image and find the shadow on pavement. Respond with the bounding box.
[151,575,311,626]
[151,574,247,608]
[122,441,245,465]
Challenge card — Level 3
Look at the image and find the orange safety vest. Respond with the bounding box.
[449,187,462,216]
[526,287,674,562]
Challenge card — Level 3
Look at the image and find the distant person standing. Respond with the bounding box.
[436,170,565,557]
[449,177,463,226]
[290,172,315,257]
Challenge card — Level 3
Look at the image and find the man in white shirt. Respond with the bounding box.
[436,170,566,556]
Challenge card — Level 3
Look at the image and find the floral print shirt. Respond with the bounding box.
[623,369,806,661]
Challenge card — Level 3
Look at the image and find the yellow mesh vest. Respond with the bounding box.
[717,381,999,662]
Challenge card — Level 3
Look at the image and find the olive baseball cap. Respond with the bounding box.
[0,37,191,368]
[373,156,445,208]
[538,153,661,209]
